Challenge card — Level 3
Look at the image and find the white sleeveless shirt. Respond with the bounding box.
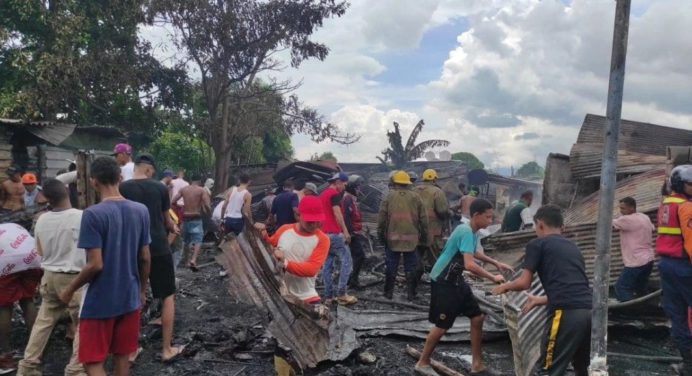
[225,187,248,219]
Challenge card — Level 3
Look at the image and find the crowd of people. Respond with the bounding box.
[1,141,691,376]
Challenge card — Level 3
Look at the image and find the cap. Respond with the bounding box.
[134,153,157,170]
[163,169,174,178]
[21,173,37,184]
[304,182,318,194]
[407,171,418,182]
[7,166,20,175]
[392,171,412,185]
[327,172,348,182]
[422,169,438,181]
[112,143,133,156]
[298,196,324,222]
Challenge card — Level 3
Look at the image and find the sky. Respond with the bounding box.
[142,0,692,172]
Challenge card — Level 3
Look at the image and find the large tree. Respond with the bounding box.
[516,161,545,180]
[0,0,188,134]
[148,0,356,192]
[451,151,485,170]
[377,120,449,169]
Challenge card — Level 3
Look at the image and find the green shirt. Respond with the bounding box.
[430,224,479,282]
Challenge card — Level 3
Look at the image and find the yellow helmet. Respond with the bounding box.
[422,169,438,181]
[392,170,412,185]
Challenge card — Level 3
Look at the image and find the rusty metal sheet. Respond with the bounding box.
[217,228,356,369]
[569,143,667,180]
[576,114,692,156]
[337,307,507,342]
[564,169,665,225]
[482,222,660,286]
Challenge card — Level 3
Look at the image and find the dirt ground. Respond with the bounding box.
[8,246,680,376]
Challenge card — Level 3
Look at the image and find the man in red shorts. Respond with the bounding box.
[59,157,151,376]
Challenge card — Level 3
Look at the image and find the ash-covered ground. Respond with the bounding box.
[8,246,678,376]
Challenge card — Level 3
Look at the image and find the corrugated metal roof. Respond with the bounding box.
[569,143,667,179]
[576,114,692,156]
[564,169,665,224]
[482,222,660,286]
[0,119,77,146]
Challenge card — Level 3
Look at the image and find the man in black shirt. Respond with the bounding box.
[493,204,592,376]
[120,153,185,362]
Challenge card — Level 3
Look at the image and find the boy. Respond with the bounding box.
[493,204,592,376]
[415,199,507,376]
[59,157,151,376]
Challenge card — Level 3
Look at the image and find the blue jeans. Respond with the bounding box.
[659,257,692,351]
[385,247,418,276]
[615,261,653,302]
[183,219,204,245]
[322,234,353,299]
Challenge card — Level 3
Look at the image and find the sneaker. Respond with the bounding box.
[336,294,358,305]
[0,355,16,375]
[414,364,440,376]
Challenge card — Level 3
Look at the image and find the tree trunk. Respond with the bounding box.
[213,95,231,194]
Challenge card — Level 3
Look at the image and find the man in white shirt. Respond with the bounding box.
[17,178,86,376]
[112,143,134,182]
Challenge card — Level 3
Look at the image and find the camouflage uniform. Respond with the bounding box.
[415,182,449,272]
[377,186,428,300]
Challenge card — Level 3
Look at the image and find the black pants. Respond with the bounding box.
[349,234,366,284]
[537,308,591,376]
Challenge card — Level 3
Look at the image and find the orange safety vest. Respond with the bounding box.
[655,194,687,258]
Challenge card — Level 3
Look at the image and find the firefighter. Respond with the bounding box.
[414,169,449,296]
[656,165,692,375]
[377,171,428,301]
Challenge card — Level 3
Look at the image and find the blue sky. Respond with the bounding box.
[142,0,692,171]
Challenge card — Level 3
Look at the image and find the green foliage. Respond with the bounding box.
[0,0,189,135]
[378,120,449,169]
[147,131,214,178]
[310,151,337,162]
[516,161,545,180]
[451,152,485,170]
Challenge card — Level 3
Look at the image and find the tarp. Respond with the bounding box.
[0,223,42,278]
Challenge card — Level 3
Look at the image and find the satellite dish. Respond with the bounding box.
[468,169,489,186]
[439,150,451,161]
[424,151,437,161]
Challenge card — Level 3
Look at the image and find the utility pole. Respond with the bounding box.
[590,0,631,375]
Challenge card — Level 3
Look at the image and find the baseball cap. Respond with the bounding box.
[21,173,38,184]
[163,169,174,178]
[304,182,318,194]
[134,153,157,170]
[327,172,348,182]
[7,166,21,175]
[298,196,324,222]
[112,143,133,156]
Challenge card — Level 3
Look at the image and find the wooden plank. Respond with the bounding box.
[405,345,466,376]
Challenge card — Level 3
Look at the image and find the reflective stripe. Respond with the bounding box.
[544,309,563,369]
[658,227,683,235]
[663,197,687,204]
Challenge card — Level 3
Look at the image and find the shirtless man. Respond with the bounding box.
[1,167,26,212]
[171,176,210,271]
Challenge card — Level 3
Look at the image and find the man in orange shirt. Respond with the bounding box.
[254,196,330,376]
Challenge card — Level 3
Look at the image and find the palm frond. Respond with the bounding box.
[408,139,450,160]
[404,120,425,154]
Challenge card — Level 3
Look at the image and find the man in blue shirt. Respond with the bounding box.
[60,157,151,376]
[415,199,510,376]
[271,180,300,229]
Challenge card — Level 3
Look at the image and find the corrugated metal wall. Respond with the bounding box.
[41,145,75,180]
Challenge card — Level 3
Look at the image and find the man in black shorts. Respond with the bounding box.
[493,204,592,376]
[120,153,185,362]
[415,199,507,376]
